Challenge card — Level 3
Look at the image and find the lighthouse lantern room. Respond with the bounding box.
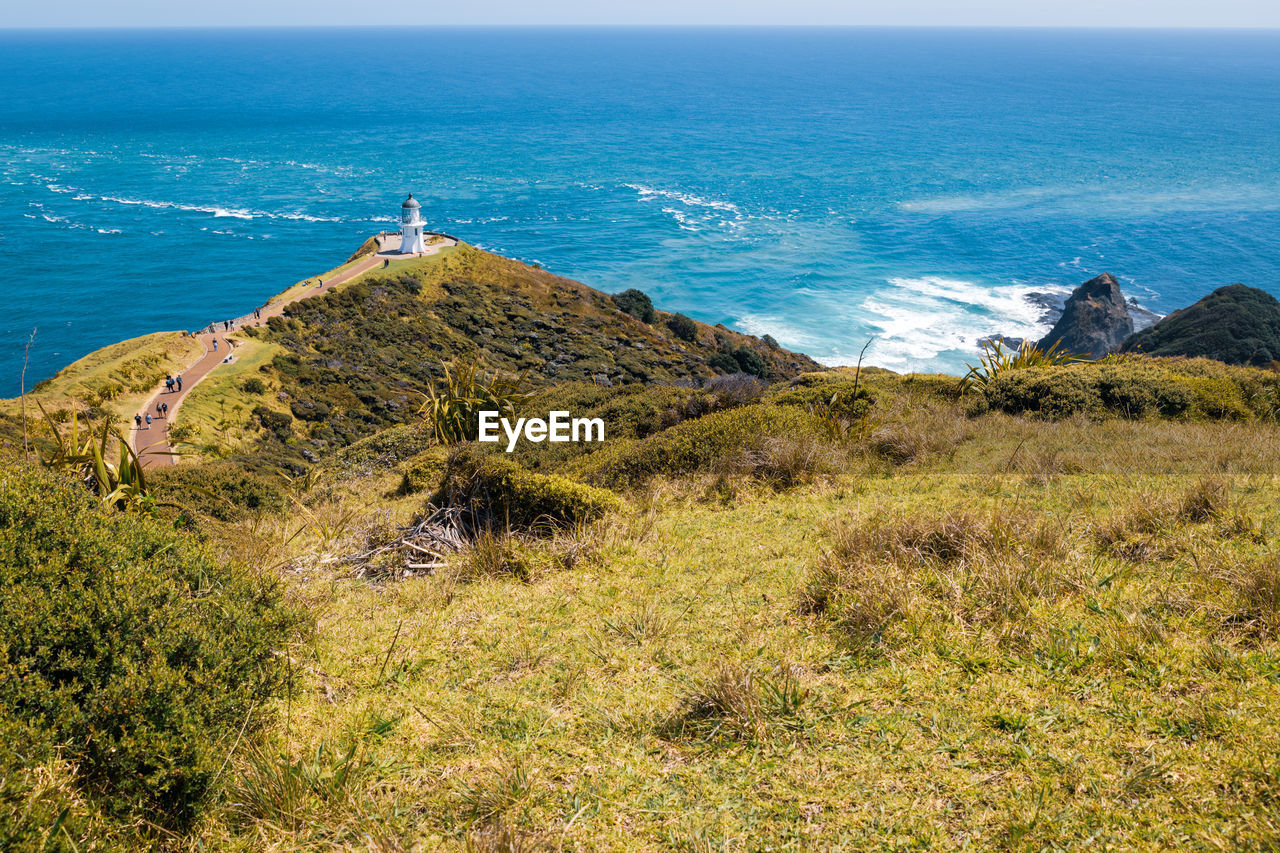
[399,193,426,254]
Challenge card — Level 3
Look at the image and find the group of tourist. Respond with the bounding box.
[133,373,184,430]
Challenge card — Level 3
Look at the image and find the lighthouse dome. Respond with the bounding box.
[402,194,421,209]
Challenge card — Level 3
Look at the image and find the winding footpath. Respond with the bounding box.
[132,233,456,467]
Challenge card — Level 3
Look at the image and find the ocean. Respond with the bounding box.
[2,27,1279,394]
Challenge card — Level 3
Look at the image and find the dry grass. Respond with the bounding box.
[866,396,971,464]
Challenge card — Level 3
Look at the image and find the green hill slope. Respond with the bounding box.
[241,245,820,464]
[1121,283,1280,367]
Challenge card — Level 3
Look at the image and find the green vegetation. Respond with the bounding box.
[433,445,620,530]
[960,338,1080,393]
[665,311,698,342]
[133,387,1280,850]
[1123,283,1280,366]
[978,356,1280,421]
[34,403,153,510]
[419,357,533,445]
[172,336,284,459]
[14,241,1280,849]
[0,462,301,844]
[611,288,656,323]
[244,245,816,468]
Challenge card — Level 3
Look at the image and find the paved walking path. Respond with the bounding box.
[132,233,456,467]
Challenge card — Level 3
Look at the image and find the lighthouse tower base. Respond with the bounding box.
[400,223,426,254]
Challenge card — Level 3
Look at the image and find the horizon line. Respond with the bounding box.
[3,23,1280,32]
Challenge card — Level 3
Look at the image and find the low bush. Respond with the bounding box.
[568,403,824,488]
[242,377,267,394]
[707,352,740,374]
[397,447,450,496]
[328,424,435,475]
[433,446,620,530]
[0,462,301,833]
[611,289,655,323]
[150,459,289,522]
[982,358,1280,421]
[253,405,293,439]
[666,312,698,342]
[730,346,769,378]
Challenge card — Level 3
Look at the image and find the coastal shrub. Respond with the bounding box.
[432,446,620,530]
[986,367,1102,418]
[981,358,1280,421]
[666,312,698,342]
[0,462,300,831]
[290,399,332,423]
[704,372,768,408]
[397,447,450,496]
[708,352,741,374]
[611,289,655,323]
[328,424,435,474]
[150,460,289,522]
[569,403,824,488]
[242,377,266,394]
[1185,376,1251,420]
[731,346,769,378]
[254,405,293,435]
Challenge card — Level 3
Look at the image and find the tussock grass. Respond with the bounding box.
[805,509,1070,648]
[666,662,809,743]
[866,395,971,464]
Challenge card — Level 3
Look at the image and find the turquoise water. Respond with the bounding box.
[2,27,1279,393]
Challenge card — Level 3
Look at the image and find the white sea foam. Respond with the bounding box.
[624,183,742,215]
[96,193,341,222]
[850,276,1063,371]
[661,207,702,232]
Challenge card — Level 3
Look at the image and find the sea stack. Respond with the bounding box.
[1037,273,1134,359]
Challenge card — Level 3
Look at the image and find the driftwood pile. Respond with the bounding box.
[344,503,470,578]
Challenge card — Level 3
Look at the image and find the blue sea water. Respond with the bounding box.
[2,27,1279,394]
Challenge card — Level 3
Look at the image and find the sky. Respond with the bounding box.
[4,0,1280,29]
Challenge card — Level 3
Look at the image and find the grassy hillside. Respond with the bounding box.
[13,353,1280,849]
[220,245,820,469]
[169,364,1280,849]
[11,240,1280,849]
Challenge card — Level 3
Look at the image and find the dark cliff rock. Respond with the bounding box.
[1037,273,1134,358]
[1121,283,1280,367]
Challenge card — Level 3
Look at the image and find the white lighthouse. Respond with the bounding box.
[399,193,426,254]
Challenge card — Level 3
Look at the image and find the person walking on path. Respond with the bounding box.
[145,413,152,429]
[135,414,142,429]
[156,401,163,417]
[176,375,183,391]
[162,402,168,417]
[213,339,218,352]
[165,375,174,392]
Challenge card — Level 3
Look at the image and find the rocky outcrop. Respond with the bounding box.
[1037,273,1134,358]
[1120,283,1280,367]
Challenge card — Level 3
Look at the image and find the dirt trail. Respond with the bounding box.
[131,234,454,467]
